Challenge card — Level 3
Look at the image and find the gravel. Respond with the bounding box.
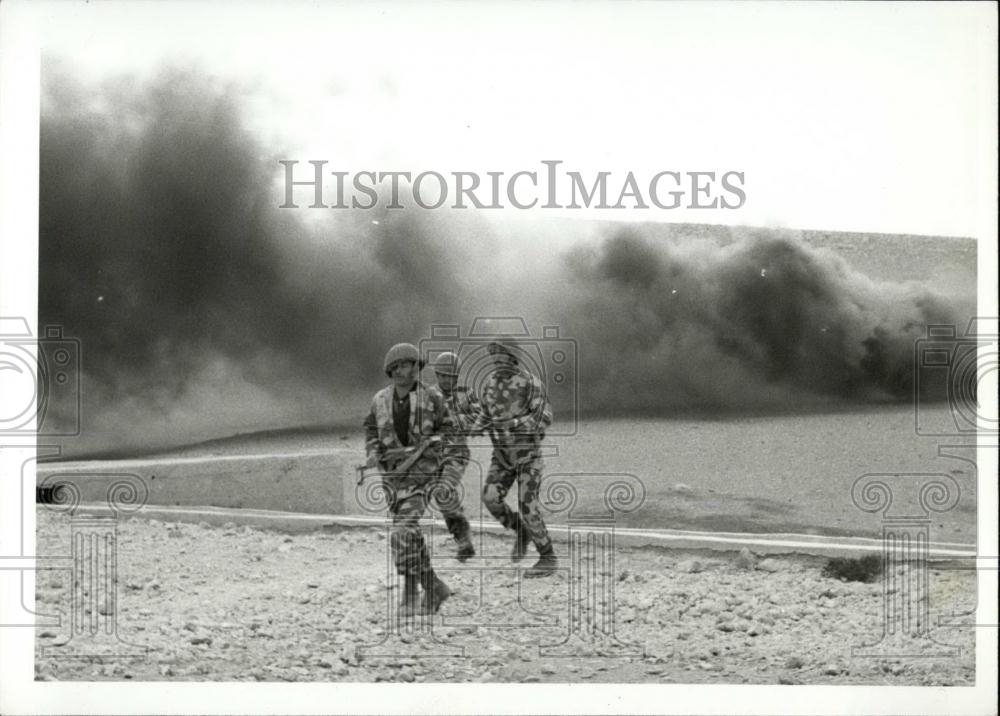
[34,509,976,684]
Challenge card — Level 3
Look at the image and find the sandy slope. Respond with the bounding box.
[59,405,976,540]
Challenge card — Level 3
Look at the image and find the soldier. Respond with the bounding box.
[430,351,478,561]
[475,338,558,578]
[363,343,451,617]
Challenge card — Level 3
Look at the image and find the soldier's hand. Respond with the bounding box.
[383,447,408,461]
[493,417,518,432]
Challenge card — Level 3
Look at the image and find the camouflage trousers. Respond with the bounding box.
[381,456,438,578]
[432,452,471,541]
[482,444,551,551]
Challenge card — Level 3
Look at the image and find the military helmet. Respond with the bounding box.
[383,342,425,376]
[431,351,461,377]
[486,337,519,363]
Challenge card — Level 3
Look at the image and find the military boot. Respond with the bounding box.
[397,574,421,619]
[450,516,476,562]
[456,536,475,562]
[509,512,533,563]
[523,543,558,579]
[420,569,452,614]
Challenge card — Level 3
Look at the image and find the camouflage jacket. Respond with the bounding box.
[473,367,553,446]
[439,386,484,456]
[363,381,445,471]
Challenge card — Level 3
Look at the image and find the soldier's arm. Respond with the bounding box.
[432,389,447,434]
[518,376,553,436]
[461,391,490,435]
[423,388,446,459]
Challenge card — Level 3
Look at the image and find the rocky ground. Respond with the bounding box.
[34,508,976,684]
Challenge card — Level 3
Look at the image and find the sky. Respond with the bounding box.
[29,0,998,238]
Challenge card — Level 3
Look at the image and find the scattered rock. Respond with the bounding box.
[32,507,974,685]
[678,559,704,574]
[340,646,360,666]
[735,548,757,570]
[756,559,781,573]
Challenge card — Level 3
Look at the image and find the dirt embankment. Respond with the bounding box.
[35,509,975,684]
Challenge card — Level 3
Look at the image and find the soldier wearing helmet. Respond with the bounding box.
[429,351,481,562]
[473,337,557,578]
[362,343,451,617]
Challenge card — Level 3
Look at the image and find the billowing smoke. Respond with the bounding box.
[37,67,975,454]
[39,66,473,451]
[559,228,972,412]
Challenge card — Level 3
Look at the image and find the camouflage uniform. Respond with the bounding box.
[434,386,481,544]
[475,364,554,555]
[363,381,445,579]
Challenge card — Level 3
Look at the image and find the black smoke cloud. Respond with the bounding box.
[560,228,971,412]
[38,67,974,453]
[40,67,472,450]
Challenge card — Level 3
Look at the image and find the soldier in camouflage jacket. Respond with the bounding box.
[429,351,480,561]
[363,343,451,616]
[472,338,558,578]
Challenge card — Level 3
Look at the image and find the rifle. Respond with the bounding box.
[354,438,438,485]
